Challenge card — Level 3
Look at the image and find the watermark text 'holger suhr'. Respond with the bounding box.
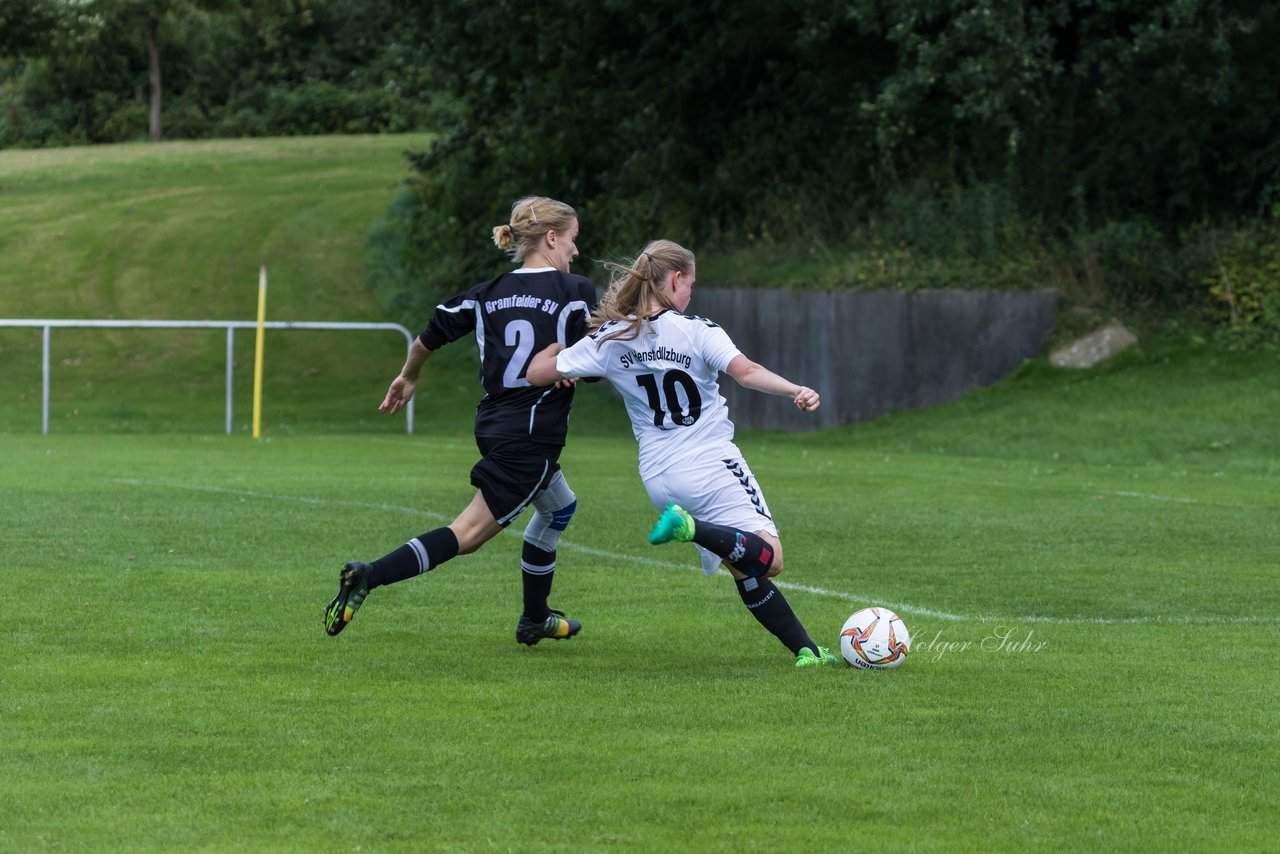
[912,626,1049,663]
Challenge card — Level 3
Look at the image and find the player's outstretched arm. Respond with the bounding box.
[526,343,566,387]
[380,337,433,415]
[726,355,820,412]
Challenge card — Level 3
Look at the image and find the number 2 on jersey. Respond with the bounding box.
[501,319,535,388]
[636,370,702,428]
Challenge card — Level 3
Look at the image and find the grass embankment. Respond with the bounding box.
[0,135,452,434]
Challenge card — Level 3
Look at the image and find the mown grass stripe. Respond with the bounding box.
[110,476,1279,626]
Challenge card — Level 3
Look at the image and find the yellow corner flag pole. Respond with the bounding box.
[252,265,267,439]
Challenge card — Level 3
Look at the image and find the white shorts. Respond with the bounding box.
[642,451,777,576]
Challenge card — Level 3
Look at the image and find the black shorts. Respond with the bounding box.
[470,438,563,527]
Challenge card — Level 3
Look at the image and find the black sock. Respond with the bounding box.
[735,577,818,656]
[367,527,460,589]
[690,519,775,578]
[520,542,555,622]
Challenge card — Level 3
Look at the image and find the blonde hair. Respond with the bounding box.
[591,239,696,343]
[491,196,577,262]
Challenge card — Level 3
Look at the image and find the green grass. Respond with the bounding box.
[2,136,1277,850]
[0,135,434,434]
[0,134,632,438]
[3,350,1279,849]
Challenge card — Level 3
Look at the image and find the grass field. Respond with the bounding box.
[4,348,1279,850]
[2,136,1278,850]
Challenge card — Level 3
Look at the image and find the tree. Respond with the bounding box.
[144,3,161,140]
[0,0,65,56]
[84,0,233,141]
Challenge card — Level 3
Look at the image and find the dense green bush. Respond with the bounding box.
[360,0,1278,327]
[1199,218,1280,349]
[365,187,439,329]
[0,0,433,146]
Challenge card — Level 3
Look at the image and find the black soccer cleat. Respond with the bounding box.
[516,609,582,646]
[324,561,371,637]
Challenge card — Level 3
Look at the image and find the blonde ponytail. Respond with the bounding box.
[591,240,696,343]
[492,196,577,261]
[492,224,515,251]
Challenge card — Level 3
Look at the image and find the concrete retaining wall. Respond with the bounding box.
[686,288,1057,431]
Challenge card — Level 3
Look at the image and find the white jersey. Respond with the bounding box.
[555,309,743,478]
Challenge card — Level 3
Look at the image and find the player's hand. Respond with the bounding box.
[379,375,417,415]
[793,386,820,412]
[555,377,579,390]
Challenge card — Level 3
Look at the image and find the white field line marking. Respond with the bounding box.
[564,542,971,622]
[113,477,1280,626]
[872,469,1267,510]
[1107,490,1205,504]
[112,478,455,522]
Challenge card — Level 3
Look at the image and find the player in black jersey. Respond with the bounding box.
[324,196,597,646]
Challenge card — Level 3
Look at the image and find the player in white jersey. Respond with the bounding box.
[324,197,594,647]
[527,239,839,668]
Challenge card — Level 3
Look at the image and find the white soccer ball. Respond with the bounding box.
[839,606,911,669]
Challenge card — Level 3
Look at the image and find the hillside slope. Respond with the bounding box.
[0,136,518,433]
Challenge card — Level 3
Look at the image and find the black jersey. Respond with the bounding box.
[419,269,597,444]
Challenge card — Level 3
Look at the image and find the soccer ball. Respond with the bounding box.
[839,606,911,669]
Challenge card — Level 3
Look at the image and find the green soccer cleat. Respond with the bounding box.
[794,646,842,668]
[647,503,695,545]
[516,609,582,646]
[324,561,371,637]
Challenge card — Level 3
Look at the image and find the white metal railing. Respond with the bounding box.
[0,318,417,435]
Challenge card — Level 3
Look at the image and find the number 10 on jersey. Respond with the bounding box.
[636,370,702,428]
